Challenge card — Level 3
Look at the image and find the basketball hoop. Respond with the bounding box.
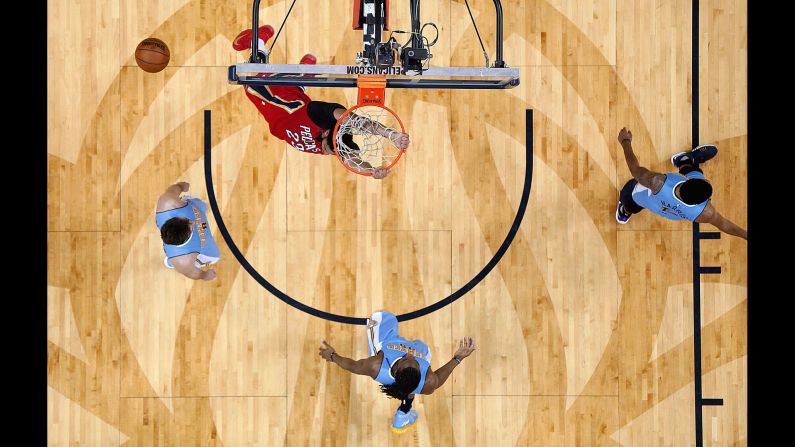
[332,75,407,176]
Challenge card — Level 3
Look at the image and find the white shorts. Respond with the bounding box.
[163,254,220,269]
[367,311,399,356]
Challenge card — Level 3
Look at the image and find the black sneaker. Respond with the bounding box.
[671,144,718,168]
[615,202,631,224]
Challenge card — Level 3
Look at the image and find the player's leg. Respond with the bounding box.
[678,164,705,178]
[246,84,307,108]
[616,179,644,224]
[243,83,310,130]
[263,53,318,85]
[232,25,275,56]
[398,394,414,413]
[671,144,718,171]
[391,395,419,434]
[299,53,317,80]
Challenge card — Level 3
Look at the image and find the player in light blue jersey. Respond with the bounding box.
[155,182,221,280]
[614,128,747,239]
[319,311,475,434]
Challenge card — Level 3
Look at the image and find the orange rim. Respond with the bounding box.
[332,103,406,177]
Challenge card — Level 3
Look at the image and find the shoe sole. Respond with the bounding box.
[615,204,629,225]
[670,151,687,168]
[671,145,718,167]
[691,144,718,163]
[300,54,317,65]
[390,418,419,435]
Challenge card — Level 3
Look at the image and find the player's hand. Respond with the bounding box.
[453,337,476,362]
[617,128,632,145]
[202,269,217,281]
[392,132,410,150]
[176,181,190,192]
[372,167,389,179]
[319,340,336,361]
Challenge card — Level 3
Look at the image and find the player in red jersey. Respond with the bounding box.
[233,25,410,179]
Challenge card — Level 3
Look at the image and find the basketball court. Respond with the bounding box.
[47,0,747,445]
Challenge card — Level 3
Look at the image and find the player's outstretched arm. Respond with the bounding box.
[345,156,390,180]
[421,337,475,395]
[617,128,665,191]
[319,340,380,377]
[338,109,410,150]
[157,181,190,212]
[695,204,748,240]
[170,254,217,280]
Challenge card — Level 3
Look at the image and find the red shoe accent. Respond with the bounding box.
[232,25,275,51]
[299,54,317,77]
[299,53,317,65]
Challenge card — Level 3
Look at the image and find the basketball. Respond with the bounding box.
[135,38,170,73]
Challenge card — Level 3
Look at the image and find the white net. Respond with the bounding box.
[334,105,406,174]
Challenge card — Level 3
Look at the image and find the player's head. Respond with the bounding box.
[679,179,713,204]
[321,129,359,155]
[160,217,192,245]
[379,355,421,400]
[320,131,334,155]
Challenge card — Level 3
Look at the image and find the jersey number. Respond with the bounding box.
[285,129,304,150]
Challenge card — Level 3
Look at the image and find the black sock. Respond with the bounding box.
[399,397,414,413]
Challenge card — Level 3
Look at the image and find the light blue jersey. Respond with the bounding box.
[155,197,221,267]
[631,171,709,221]
[367,311,431,395]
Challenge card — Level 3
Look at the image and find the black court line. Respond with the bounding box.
[203,109,533,325]
[692,219,706,447]
[692,0,704,444]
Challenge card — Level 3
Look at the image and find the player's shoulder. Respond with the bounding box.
[648,172,667,192]
[695,202,716,222]
[365,352,383,378]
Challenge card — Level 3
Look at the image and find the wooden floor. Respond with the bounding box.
[47,0,747,445]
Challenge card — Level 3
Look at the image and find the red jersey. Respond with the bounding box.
[244,84,325,154]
